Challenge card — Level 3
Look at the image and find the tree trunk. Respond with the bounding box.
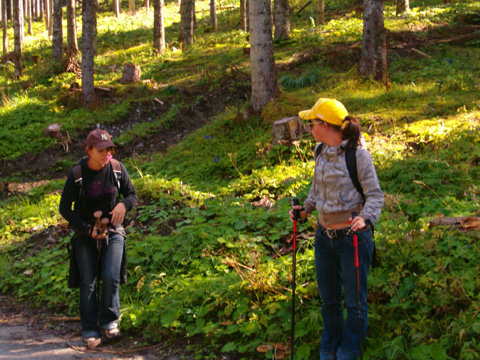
[52,0,62,59]
[246,0,249,32]
[143,0,149,9]
[249,0,278,111]
[112,0,119,17]
[129,0,135,14]
[8,0,12,19]
[48,0,52,35]
[44,0,49,32]
[239,0,247,31]
[19,0,24,44]
[396,0,409,15]
[26,0,32,34]
[316,0,324,26]
[359,0,388,85]
[82,0,96,106]
[209,0,216,31]
[153,0,165,54]
[181,0,194,49]
[66,0,78,56]
[274,0,289,39]
[2,0,7,55]
[93,0,97,55]
[39,0,44,20]
[13,0,23,77]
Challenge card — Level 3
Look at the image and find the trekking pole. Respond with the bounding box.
[351,211,363,360]
[291,198,300,360]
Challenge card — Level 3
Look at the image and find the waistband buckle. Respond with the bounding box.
[325,228,337,239]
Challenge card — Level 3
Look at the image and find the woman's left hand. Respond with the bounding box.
[350,216,366,232]
[110,202,126,226]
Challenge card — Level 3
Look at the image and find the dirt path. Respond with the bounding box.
[0,295,186,360]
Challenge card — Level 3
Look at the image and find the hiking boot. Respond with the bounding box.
[85,336,101,349]
[104,327,121,339]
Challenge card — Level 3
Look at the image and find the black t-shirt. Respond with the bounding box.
[59,157,137,236]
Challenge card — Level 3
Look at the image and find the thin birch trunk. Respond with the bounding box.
[112,0,120,17]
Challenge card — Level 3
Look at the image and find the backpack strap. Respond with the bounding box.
[110,158,121,191]
[314,143,324,160]
[345,148,366,205]
[73,164,82,186]
[72,164,85,213]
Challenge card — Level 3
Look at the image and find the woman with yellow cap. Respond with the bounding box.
[289,98,384,360]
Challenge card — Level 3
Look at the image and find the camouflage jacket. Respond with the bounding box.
[303,142,384,226]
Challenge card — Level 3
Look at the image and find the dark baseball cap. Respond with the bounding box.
[86,129,116,150]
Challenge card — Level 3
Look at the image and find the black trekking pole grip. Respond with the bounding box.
[351,211,358,222]
[292,198,300,221]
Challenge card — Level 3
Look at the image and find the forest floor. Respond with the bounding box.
[0,294,189,359]
[0,13,479,358]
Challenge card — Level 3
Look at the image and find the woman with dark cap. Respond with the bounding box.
[289,98,384,360]
[59,129,137,349]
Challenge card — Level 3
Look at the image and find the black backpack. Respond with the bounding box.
[315,143,378,267]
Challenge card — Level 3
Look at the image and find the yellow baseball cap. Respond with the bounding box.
[298,98,348,127]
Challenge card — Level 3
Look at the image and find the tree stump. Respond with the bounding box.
[44,123,63,139]
[271,116,310,145]
[119,63,141,84]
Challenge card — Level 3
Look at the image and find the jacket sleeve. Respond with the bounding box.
[303,182,317,215]
[356,148,384,224]
[58,172,92,236]
[119,163,137,211]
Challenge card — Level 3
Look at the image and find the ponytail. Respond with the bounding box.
[341,116,362,150]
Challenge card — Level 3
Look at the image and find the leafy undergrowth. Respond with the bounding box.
[1,0,480,359]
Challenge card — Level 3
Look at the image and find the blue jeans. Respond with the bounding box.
[315,225,373,360]
[75,233,125,338]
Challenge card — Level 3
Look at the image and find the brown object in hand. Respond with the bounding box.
[94,211,103,229]
[100,218,109,234]
[93,211,109,234]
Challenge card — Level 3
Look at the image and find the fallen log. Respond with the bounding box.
[429,216,480,232]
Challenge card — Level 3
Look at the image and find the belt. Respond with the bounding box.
[320,226,353,239]
[320,225,370,239]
